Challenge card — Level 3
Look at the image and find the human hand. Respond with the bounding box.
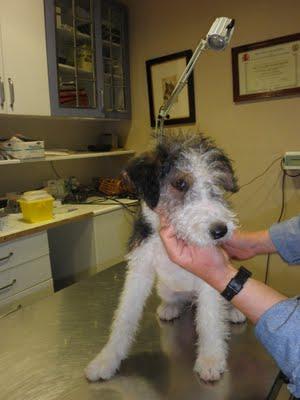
[222,230,276,260]
[159,218,235,289]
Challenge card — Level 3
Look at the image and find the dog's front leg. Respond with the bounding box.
[194,283,229,382]
[85,253,155,381]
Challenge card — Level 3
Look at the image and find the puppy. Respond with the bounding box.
[85,131,245,382]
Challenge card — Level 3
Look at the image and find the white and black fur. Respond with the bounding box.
[85,132,246,382]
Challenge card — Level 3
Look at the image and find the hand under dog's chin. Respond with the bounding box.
[175,221,236,248]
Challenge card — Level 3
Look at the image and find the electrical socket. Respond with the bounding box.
[283,152,300,170]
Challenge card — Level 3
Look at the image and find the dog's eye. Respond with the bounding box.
[172,178,189,192]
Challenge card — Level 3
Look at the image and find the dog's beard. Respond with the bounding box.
[169,200,237,247]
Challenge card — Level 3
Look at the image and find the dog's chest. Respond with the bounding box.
[152,237,200,292]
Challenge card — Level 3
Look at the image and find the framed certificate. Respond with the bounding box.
[232,33,300,102]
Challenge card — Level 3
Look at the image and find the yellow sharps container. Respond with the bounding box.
[19,190,54,223]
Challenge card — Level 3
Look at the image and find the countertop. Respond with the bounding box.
[0,199,138,244]
[0,263,278,400]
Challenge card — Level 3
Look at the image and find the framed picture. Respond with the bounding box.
[146,50,196,127]
[232,33,300,102]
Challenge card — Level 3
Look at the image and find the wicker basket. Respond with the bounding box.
[98,178,126,196]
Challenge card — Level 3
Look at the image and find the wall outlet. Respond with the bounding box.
[283,152,300,170]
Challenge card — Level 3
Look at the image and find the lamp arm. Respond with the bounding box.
[155,17,235,138]
[158,39,207,121]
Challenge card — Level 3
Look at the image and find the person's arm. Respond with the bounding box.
[269,216,300,264]
[159,223,286,324]
[159,222,300,397]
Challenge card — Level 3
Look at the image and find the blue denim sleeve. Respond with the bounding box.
[269,216,300,265]
[255,297,300,397]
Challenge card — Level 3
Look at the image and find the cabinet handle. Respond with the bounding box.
[99,88,104,110]
[0,252,13,263]
[0,77,5,108]
[0,279,16,292]
[8,78,15,108]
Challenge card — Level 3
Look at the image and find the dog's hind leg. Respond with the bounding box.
[194,284,229,382]
[85,246,155,381]
[156,281,191,321]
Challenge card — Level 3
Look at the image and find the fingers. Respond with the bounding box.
[159,217,186,263]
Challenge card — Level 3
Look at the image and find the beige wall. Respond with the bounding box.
[125,0,300,295]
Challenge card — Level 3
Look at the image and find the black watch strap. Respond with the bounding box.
[221,266,252,301]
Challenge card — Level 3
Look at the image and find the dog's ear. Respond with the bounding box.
[124,153,161,208]
[212,153,239,193]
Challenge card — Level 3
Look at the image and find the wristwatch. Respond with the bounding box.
[221,266,252,301]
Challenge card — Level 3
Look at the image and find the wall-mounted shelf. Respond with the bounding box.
[0,150,135,166]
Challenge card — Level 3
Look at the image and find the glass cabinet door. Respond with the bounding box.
[54,0,97,109]
[101,1,130,116]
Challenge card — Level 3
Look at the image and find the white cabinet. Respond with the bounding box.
[0,0,50,115]
[0,232,53,315]
[94,209,132,269]
[48,208,134,285]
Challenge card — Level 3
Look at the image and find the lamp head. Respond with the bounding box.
[206,17,235,51]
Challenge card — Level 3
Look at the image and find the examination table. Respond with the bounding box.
[0,263,279,400]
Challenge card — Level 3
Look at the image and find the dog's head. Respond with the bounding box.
[124,132,239,246]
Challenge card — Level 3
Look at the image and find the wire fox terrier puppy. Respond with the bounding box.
[85,131,246,383]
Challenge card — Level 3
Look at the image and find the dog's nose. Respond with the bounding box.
[210,223,228,240]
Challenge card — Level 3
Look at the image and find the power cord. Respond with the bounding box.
[50,161,63,179]
[239,156,282,190]
[229,155,298,284]
[264,163,286,284]
[88,196,140,216]
[264,160,299,284]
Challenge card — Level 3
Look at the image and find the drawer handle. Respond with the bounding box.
[0,252,13,263]
[0,304,21,319]
[0,279,16,292]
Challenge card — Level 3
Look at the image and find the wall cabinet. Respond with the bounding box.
[0,0,130,118]
[0,0,51,116]
[100,0,131,119]
[44,0,131,118]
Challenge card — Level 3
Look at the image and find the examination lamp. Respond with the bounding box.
[156,17,235,137]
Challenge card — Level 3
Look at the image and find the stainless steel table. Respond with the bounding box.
[0,263,278,400]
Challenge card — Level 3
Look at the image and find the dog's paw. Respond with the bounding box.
[194,355,226,382]
[85,350,120,382]
[228,308,246,324]
[157,302,182,321]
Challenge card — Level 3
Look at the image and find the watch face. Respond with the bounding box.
[222,267,252,300]
[229,280,241,293]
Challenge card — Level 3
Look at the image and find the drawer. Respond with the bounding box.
[0,232,49,273]
[0,279,53,318]
[0,254,52,301]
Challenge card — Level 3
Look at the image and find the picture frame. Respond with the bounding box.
[232,33,300,102]
[146,50,196,127]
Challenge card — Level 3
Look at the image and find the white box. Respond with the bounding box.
[0,136,45,159]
